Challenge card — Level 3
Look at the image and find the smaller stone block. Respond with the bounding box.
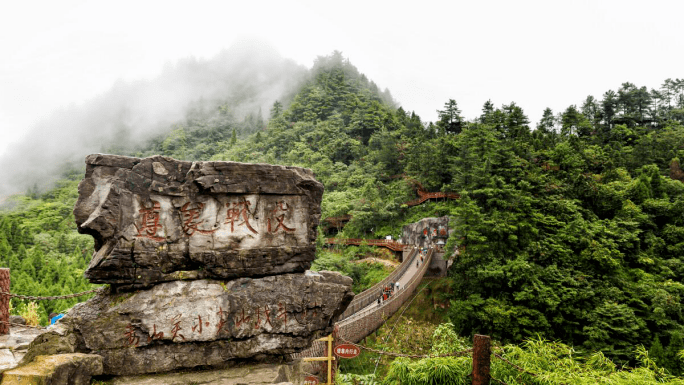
[107,360,302,385]
[1,353,103,385]
[0,349,16,372]
[21,271,353,376]
[8,316,25,326]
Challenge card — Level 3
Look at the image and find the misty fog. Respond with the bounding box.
[0,40,307,198]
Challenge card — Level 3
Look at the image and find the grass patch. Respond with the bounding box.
[312,248,395,294]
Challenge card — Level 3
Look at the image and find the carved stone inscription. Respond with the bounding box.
[21,272,355,376]
[74,154,324,289]
[130,195,308,248]
[102,274,351,351]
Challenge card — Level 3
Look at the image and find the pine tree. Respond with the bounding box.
[437,99,463,134]
[537,107,556,133]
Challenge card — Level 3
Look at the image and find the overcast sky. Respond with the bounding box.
[1,0,683,158]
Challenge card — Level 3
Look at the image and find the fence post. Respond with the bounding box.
[332,325,339,382]
[0,268,9,335]
[472,334,490,385]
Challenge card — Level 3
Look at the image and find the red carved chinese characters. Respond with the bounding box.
[276,302,287,330]
[216,307,229,334]
[267,201,296,233]
[134,198,301,240]
[253,305,273,329]
[124,324,140,347]
[170,314,185,342]
[137,201,164,241]
[180,202,217,236]
[147,324,164,343]
[262,305,273,328]
[191,314,207,334]
[234,309,252,328]
[225,201,258,234]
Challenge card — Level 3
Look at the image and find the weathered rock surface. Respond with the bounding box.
[74,154,324,290]
[0,326,45,372]
[0,349,15,372]
[1,353,102,385]
[104,360,302,385]
[22,271,353,375]
[8,316,26,325]
[401,216,450,249]
[15,155,354,380]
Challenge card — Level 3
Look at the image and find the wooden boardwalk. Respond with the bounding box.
[325,238,406,252]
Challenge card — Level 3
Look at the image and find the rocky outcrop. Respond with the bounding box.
[401,217,451,276]
[1,353,103,385]
[74,154,324,290]
[105,360,303,385]
[401,216,450,249]
[17,155,352,379]
[0,326,44,372]
[21,272,353,375]
[8,316,25,326]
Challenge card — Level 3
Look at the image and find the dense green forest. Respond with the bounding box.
[0,52,682,379]
[0,176,97,325]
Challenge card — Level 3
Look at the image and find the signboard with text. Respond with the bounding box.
[334,344,361,358]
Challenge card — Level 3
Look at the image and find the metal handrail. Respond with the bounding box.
[340,249,432,326]
[338,248,419,319]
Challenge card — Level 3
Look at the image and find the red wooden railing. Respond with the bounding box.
[403,183,460,207]
[325,238,406,252]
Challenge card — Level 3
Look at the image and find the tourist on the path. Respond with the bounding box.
[49,312,65,325]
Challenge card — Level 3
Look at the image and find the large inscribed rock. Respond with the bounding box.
[19,154,356,378]
[22,272,354,375]
[73,154,324,289]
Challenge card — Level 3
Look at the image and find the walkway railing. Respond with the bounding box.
[325,238,406,252]
[338,247,417,320]
[293,248,433,359]
[338,249,433,341]
[404,191,460,207]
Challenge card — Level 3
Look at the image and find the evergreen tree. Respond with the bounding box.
[601,90,618,130]
[480,100,495,124]
[537,107,556,134]
[270,100,283,118]
[437,99,463,134]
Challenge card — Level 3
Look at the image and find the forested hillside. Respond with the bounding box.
[0,52,682,376]
[0,176,96,325]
